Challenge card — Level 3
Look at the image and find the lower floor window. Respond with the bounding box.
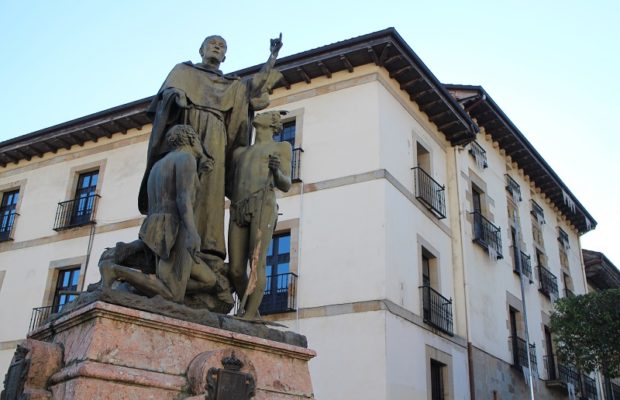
[53,267,80,312]
[431,359,446,400]
[259,233,296,315]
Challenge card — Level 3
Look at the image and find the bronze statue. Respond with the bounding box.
[94,35,284,316]
[228,111,292,319]
[139,34,283,266]
[101,125,218,302]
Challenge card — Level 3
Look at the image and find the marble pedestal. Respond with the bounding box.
[23,301,315,399]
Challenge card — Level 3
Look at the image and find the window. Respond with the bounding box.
[505,174,522,202]
[430,359,446,400]
[54,170,100,230]
[420,247,453,336]
[72,170,99,225]
[531,200,545,224]
[0,189,19,241]
[509,307,538,372]
[413,143,446,219]
[259,232,297,315]
[52,267,80,312]
[471,185,502,259]
[273,120,302,182]
[558,228,570,250]
[468,141,487,169]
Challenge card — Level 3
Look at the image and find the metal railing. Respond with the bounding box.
[291,147,303,183]
[421,285,454,336]
[512,248,533,282]
[531,200,546,224]
[612,382,620,400]
[53,194,100,230]
[581,374,598,400]
[28,305,55,333]
[544,355,581,388]
[505,174,522,202]
[0,207,18,242]
[468,141,488,168]
[558,227,570,250]
[413,167,446,219]
[512,336,538,372]
[538,265,559,299]
[471,211,503,259]
[259,272,298,315]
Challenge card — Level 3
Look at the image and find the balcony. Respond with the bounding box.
[0,207,18,242]
[291,147,303,183]
[558,227,570,250]
[512,247,533,283]
[531,200,546,224]
[29,305,54,333]
[581,374,598,400]
[538,265,559,299]
[612,382,620,400]
[512,336,538,372]
[468,141,488,169]
[412,167,446,219]
[53,194,100,230]
[471,211,503,259]
[505,174,522,202]
[421,285,454,336]
[544,355,581,390]
[258,272,297,315]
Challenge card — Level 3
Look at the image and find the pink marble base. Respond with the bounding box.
[29,301,315,399]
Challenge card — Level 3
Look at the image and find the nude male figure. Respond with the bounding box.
[101,125,216,302]
[228,111,292,319]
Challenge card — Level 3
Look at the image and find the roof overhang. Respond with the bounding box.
[446,84,596,235]
[0,28,477,167]
[583,249,620,290]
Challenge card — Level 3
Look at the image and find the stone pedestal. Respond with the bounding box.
[25,301,315,399]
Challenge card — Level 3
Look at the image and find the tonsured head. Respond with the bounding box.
[199,35,227,64]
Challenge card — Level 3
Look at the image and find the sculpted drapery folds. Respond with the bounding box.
[139,34,283,260]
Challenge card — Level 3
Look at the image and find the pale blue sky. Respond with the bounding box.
[0,0,618,264]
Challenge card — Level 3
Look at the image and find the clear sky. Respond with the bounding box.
[1,1,618,265]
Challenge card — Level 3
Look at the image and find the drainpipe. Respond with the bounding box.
[513,210,536,400]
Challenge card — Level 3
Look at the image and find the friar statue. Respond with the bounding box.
[139,34,283,271]
[228,111,292,319]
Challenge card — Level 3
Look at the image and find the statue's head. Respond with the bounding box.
[199,35,227,65]
[167,125,200,151]
[253,111,287,134]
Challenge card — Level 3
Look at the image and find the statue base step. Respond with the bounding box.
[19,301,315,399]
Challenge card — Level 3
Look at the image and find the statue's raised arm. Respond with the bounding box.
[249,34,284,109]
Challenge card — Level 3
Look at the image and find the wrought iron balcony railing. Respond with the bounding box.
[0,207,18,242]
[505,174,522,202]
[512,247,533,282]
[291,147,303,183]
[53,194,100,230]
[531,200,546,224]
[29,305,54,333]
[421,285,454,336]
[544,355,581,388]
[468,141,488,169]
[471,211,503,259]
[538,265,559,299]
[259,272,298,315]
[412,167,446,219]
[581,374,598,400]
[512,336,538,372]
[612,382,620,400]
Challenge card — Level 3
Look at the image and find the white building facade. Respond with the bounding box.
[0,29,601,399]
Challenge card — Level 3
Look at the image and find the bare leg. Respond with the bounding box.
[100,262,174,299]
[189,257,217,289]
[156,226,194,303]
[228,222,250,300]
[242,203,278,320]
